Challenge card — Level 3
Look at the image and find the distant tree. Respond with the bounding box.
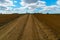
[47,13,49,14]
[13,13,18,14]
[0,13,2,14]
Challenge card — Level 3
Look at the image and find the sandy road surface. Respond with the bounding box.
[18,15,58,40]
[0,14,59,40]
[18,15,34,40]
[0,15,28,40]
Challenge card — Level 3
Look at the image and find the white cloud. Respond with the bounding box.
[39,0,60,13]
[0,0,14,6]
[57,0,60,6]
[0,0,14,13]
[0,0,15,13]
[0,0,60,14]
[19,0,60,13]
[39,5,57,13]
[22,0,38,3]
[20,0,46,11]
[10,7,27,13]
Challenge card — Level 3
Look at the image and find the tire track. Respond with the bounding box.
[32,15,48,40]
[20,15,34,40]
[0,15,26,35]
[32,16,48,40]
[0,15,28,40]
[17,14,29,40]
[33,16,58,40]
[32,15,40,40]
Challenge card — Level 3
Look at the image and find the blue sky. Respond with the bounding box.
[0,0,60,14]
[41,0,57,6]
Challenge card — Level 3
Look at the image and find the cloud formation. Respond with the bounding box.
[19,0,60,13]
[40,0,60,13]
[23,0,38,3]
[0,0,15,11]
[57,0,60,5]
[0,0,60,14]
[20,0,46,10]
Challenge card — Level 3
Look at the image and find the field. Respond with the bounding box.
[34,14,60,38]
[0,14,23,26]
[0,14,60,40]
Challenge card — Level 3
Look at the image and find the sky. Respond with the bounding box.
[0,0,60,14]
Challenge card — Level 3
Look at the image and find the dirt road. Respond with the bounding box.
[0,14,59,40]
[0,15,28,40]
